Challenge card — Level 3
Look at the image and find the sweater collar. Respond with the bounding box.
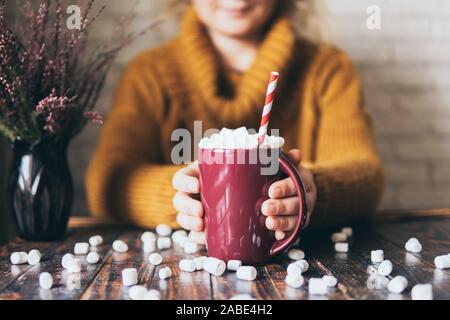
[178,8,297,127]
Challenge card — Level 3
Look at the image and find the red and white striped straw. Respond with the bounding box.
[258,72,279,144]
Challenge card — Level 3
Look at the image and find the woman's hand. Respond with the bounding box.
[262,149,317,240]
[172,149,317,240]
[172,162,204,232]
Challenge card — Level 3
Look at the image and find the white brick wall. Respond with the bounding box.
[325,0,450,211]
[3,0,450,216]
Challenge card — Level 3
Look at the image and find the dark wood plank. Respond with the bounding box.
[301,228,399,300]
[2,215,450,300]
[83,230,213,300]
[146,237,212,300]
[265,245,359,300]
[0,226,121,300]
[81,230,152,300]
[375,208,450,220]
[374,218,450,300]
[210,262,282,300]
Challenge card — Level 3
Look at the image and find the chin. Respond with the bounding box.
[215,20,263,38]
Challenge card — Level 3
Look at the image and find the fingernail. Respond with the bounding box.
[266,218,277,230]
[273,187,283,198]
[262,202,275,216]
[267,203,276,215]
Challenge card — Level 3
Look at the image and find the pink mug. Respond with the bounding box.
[199,147,308,264]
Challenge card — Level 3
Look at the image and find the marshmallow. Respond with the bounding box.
[157,237,172,250]
[144,289,161,300]
[341,227,353,237]
[171,230,188,244]
[62,253,75,269]
[294,260,309,273]
[378,260,393,276]
[129,285,148,300]
[366,265,378,275]
[74,243,89,255]
[434,255,450,269]
[66,273,81,290]
[159,267,172,280]
[285,273,304,288]
[204,257,226,276]
[156,224,172,237]
[143,240,157,253]
[184,241,198,254]
[287,263,303,277]
[67,259,82,274]
[227,260,242,271]
[229,294,256,300]
[89,235,103,247]
[113,240,128,253]
[371,250,384,263]
[10,252,28,265]
[322,275,338,287]
[388,276,408,294]
[367,275,389,290]
[331,232,348,243]
[308,278,328,295]
[27,249,41,265]
[179,259,196,272]
[198,127,285,150]
[87,252,100,264]
[411,284,433,300]
[149,253,163,266]
[122,268,138,286]
[335,243,349,253]
[188,231,207,245]
[287,248,305,260]
[236,266,257,281]
[39,272,53,290]
[141,231,156,243]
[194,256,207,271]
[405,238,422,253]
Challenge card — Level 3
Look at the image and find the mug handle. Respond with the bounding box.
[269,152,308,256]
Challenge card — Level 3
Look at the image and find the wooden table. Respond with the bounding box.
[1,209,450,300]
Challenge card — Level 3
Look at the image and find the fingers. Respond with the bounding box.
[275,230,286,241]
[261,197,299,217]
[177,212,204,231]
[268,177,297,199]
[173,192,203,218]
[285,149,302,165]
[300,168,314,192]
[265,215,297,231]
[172,163,200,193]
[268,167,314,199]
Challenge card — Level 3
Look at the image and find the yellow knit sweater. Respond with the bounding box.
[86,9,384,229]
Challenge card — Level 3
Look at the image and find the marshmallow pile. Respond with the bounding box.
[366,237,438,300]
[198,127,285,150]
[8,223,445,301]
[9,234,105,290]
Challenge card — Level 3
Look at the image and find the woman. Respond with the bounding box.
[86,0,384,240]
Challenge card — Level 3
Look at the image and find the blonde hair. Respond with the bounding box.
[164,0,334,44]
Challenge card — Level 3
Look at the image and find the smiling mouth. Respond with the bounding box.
[221,5,253,17]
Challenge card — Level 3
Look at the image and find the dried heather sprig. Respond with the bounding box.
[0,0,162,143]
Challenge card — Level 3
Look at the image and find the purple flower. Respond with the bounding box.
[35,89,72,135]
[0,0,161,143]
[84,111,103,125]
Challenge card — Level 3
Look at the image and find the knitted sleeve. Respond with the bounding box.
[86,53,180,228]
[304,50,385,228]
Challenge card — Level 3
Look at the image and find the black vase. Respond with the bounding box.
[8,139,73,241]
